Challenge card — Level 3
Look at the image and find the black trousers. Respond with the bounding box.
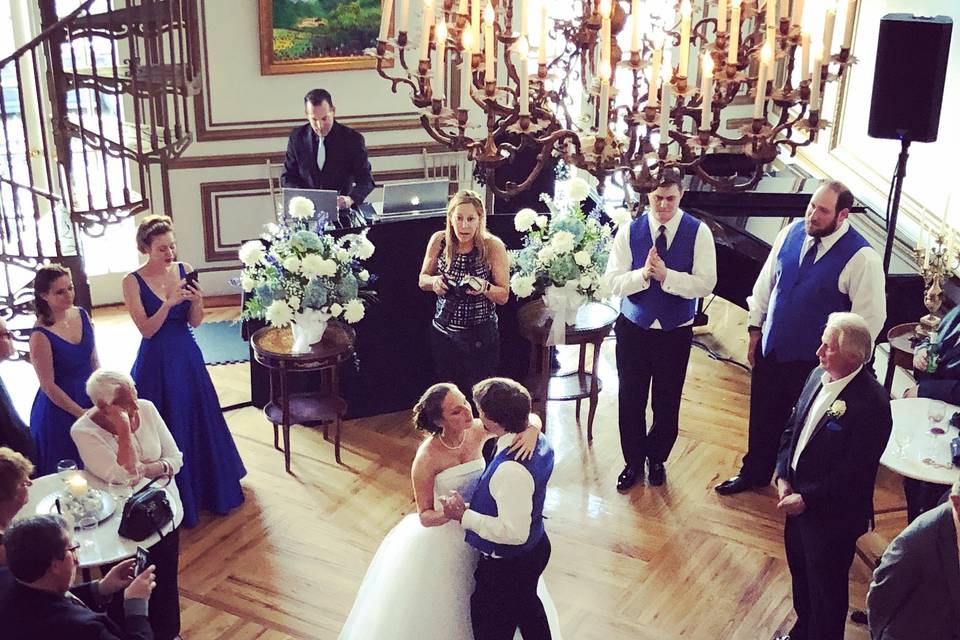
[784,516,859,640]
[903,477,951,523]
[614,317,693,466]
[471,535,552,640]
[430,319,500,403]
[739,352,818,484]
[107,527,181,640]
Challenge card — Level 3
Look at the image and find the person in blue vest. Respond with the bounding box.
[441,378,555,640]
[715,180,886,496]
[603,169,717,491]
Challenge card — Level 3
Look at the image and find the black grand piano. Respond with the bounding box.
[243,172,925,419]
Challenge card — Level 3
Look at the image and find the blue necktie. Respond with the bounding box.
[655,224,668,255]
[316,135,326,172]
[799,237,820,275]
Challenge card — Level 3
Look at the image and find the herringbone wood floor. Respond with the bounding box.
[5,301,909,639]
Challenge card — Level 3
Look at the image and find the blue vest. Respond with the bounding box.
[762,221,870,362]
[465,436,554,558]
[620,212,701,330]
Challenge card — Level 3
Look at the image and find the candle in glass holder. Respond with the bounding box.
[484,2,495,81]
[379,0,394,41]
[700,53,714,129]
[753,41,772,119]
[461,26,474,104]
[435,20,447,100]
[68,474,89,498]
[842,0,857,49]
[727,0,741,65]
[678,0,692,78]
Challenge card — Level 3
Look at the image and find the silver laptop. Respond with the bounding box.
[381,178,449,216]
[281,188,339,226]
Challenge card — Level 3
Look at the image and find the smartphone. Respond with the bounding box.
[133,546,149,577]
[183,271,200,290]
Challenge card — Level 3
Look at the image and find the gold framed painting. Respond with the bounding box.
[258,0,388,75]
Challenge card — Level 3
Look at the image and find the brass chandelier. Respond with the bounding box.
[375,0,859,197]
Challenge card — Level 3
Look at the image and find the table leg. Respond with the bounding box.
[883,350,897,392]
[587,338,603,442]
[334,415,342,465]
[282,423,292,474]
[575,344,587,425]
[535,345,549,432]
[272,423,280,451]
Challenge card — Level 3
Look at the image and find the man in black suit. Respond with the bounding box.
[773,312,892,640]
[281,88,375,212]
[1,514,158,640]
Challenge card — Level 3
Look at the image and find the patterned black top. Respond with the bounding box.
[434,238,496,331]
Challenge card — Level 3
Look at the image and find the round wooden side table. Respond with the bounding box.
[884,323,920,392]
[251,322,356,472]
[517,300,618,440]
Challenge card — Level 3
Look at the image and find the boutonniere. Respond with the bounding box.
[827,400,846,419]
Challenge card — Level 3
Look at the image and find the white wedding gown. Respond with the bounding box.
[338,458,563,639]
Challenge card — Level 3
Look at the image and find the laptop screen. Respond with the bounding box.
[381,178,450,216]
[281,188,338,227]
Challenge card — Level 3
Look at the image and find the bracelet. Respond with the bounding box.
[159,460,171,476]
[484,281,491,293]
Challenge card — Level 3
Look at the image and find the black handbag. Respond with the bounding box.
[118,476,173,541]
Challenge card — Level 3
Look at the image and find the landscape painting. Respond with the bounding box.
[258,0,386,74]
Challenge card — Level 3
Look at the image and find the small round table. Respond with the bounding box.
[518,300,618,440]
[21,471,183,569]
[251,322,356,472]
[881,397,960,485]
[883,323,920,391]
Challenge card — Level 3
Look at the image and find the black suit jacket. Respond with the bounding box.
[775,366,893,535]
[0,578,153,640]
[917,304,960,403]
[280,121,375,205]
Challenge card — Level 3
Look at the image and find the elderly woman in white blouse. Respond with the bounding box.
[70,369,184,640]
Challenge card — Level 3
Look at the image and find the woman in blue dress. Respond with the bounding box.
[28,265,99,475]
[123,215,246,527]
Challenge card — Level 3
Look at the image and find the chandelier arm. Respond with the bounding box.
[376,54,421,97]
[487,129,581,199]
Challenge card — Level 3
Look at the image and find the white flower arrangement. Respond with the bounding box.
[237,201,376,329]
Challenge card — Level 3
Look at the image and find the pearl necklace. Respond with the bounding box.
[436,430,465,450]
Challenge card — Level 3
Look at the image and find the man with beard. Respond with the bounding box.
[715,180,886,496]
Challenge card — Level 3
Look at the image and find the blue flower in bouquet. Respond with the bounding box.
[335,272,359,300]
[592,247,610,271]
[550,215,586,244]
[516,246,539,272]
[290,230,323,253]
[254,282,285,307]
[302,278,329,309]
[548,254,579,284]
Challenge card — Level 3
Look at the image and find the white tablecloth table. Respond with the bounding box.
[20,471,183,569]
[882,398,960,486]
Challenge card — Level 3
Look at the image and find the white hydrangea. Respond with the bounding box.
[537,245,556,264]
[353,235,375,259]
[343,299,365,323]
[358,269,370,282]
[535,215,549,229]
[551,230,575,254]
[264,300,293,327]
[514,208,537,232]
[566,177,590,201]
[239,241,265,267]
[609,207,633,228]
[579,274,594,289]
[328,302,344,317]
[510,273,536,298]
[574,250,592,267]
[288,295,301,310]
[282,256,302,273]
[288,196,316,220]
[336,248,351,263]
[301,255,337,279]
[240,273,257,293]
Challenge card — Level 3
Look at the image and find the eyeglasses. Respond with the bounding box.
[66,544,81,556]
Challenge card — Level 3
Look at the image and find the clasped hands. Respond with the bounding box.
[776,478,806,516]
[641,248,667,283]
[439,490,467,522]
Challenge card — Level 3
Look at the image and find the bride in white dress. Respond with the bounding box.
[339,383,562,640]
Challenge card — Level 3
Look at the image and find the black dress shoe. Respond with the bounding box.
[648,461,666,486]
[616,465,642,492]
[714,475,765,496]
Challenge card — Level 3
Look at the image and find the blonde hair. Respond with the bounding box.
[136,215,174,253]
[0,447,33,502]
[826,312,873,365]
[444,190,493,267]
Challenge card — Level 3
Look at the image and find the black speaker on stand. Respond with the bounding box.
[868,14,952,275]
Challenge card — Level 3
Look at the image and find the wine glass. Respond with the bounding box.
[894,429,913,458]
[107,472,135,508]
[56,459,78,483]
[927,400,946,435]
[77,515,98,549]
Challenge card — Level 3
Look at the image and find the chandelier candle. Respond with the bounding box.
[600,0,612,70]
[378,0,394,41]
[648,41,662,107]
[461,26,474,105]
[700,53,714,129]
[538,0,547,64]
[399,0,411,35]
[809,39,822,112]
[659,79,671,145]
[717,0,727,34]
[841,0,856,49]
[484,2,495,82]
[753,41,772,119]
[822,2,836,56]
[435,20,447,100]
[678,0,692,78]
[631,0,643,50]
[420,0,434,61]
[727,0,741,65]
[791,0,804,26]
[599,62,610,132]
[516,37,531,116]
[800,29,810,82]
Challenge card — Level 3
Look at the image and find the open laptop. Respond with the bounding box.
[381,178,449,217]
[281,188,339,228]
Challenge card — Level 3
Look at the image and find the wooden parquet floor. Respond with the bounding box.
[1,302,910,640]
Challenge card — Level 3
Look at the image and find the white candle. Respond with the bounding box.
[823,1,836,56]
[800,30,810,82]
[631,0,643,50]
[420,0,434,60]
[660,80,671,143]
[435,20,447,100]
[791,0,804,26]
[458,0,467,14]
[700,53,714,129]
[779,0,789,18]
[516,37,530,115]
[727,0,741,65]
[379,0,394,41]
[678,0,692,77]
[519,0,528,38]
[717,0,727,34]
[600,0,612,69]
[766,0,775,28]
[68,474,88,497]
[809,39,823,111]
[753,42,772,119]
[647,41,662,107]
[842,0,857,49]
[461,27,474,103]
[598,64,610,133]
[483,2,495,81]
[538,0,548,64]
[472,0,480,48]
[399,0,411,33]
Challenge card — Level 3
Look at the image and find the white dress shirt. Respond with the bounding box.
[791,366,861,471]
[461,434,537,546]
[747,220,886,342]
[603,210,718,328]
[71,399,184,483]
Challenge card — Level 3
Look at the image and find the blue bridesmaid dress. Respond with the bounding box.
[130,264,246,527]
[29,308,95,475]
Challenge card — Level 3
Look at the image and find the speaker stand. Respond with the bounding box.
[882,138,912,276]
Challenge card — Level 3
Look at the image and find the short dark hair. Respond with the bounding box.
[5,515,69,582]
[412,383,456,435]
[472,378,531,434]
[656,167,684,191]
[823,179,854,214]
[304,88,334,109]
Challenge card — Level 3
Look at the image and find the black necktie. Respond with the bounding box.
[655,225,668,255]
[799,237,820,274]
